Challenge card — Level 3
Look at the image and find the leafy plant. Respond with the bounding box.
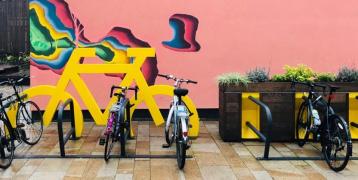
[270,64,316,82]
[271,74,288,82]
[246,68,269,82]
[217,72,250,86]
[315,73,336,82]
[336,66,358,82]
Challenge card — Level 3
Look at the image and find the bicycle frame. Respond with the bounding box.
[20,48,200,138]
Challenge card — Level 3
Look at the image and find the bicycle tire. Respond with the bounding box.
[296,102,311,147]
[104,113,116,161]
[322,115,352,172]
[176,119,186,169]
[119,99,129,157]
[17,101,43,145]
[0,119,15,169]
[165,105,175,145]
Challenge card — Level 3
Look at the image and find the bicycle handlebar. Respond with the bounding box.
[110,85,138,100]
[158,73,198,84]
[0,76,29,86]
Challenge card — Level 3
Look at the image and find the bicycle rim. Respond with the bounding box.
[17,101,43,145]
[296,102,311,147]
[323,115,351,172]
[0,119,15,169]
[165,108,174,145]
[104,115,116,161]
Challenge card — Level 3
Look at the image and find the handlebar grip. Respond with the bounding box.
[158,74,168,78]
[187,80,198,84]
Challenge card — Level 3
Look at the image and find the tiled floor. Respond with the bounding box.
[1,120,358,179]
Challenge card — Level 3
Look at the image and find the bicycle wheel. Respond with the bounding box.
[176,119,186,169]
[119,100,129,157]
[17,101,43,145]
[296,102,312,147]
[104,113,117,161]
[165,105,175,145]
[322,115,352,172]
[0,119,15,169]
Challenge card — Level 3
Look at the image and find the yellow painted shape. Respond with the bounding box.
[295,92,313,139]
[242,93,260,139]
[22,85,84,137]
[6,104,18,128]
[22,47,200,138]
[349,93,358,139]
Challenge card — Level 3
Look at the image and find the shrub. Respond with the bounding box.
[271,74,288,82]
[270,64,316,82]
[217,72,250,86]
[315,73,336,82]
[246,68,269,82]
[336,66,358,82]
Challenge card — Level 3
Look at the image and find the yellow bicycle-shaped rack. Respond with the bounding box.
[13,48,199,138]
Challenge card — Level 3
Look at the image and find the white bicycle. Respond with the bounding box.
[159,74,197,169]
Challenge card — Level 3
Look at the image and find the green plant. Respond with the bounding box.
[246,68,269,82]
[315,73,336,82]
[217,72,250,86]
[271,74,288,82]
[270,64,316,82]
[336,66,358,82]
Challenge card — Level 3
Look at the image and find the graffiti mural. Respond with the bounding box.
[29,0,159,85]
[162,14,200,52]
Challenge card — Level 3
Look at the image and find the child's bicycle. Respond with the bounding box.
[159,74,197,169]
[100,86,138,161]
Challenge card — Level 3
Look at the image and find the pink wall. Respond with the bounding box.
[32,0,358,108]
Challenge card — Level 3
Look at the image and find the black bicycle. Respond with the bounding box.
[100,86,138,161]
[293,81,352,172]
[0,77,43,169]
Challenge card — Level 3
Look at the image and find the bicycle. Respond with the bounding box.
[159,74,197,169]
[101,85,138,161]
[0,77,43,169]
[293,81,352,172]
[21,48,200,139]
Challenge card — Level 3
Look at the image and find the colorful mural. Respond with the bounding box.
[162,14,200,52]
[29,0,159,85]
[30,0,358,109]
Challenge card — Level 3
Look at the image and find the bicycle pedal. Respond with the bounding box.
[99,138,106,146]
[17,123,25,128]
[162,144,171,148]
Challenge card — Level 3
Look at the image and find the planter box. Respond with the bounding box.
[219,82,358,142]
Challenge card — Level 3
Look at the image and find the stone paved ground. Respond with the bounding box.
[0,121,358,179]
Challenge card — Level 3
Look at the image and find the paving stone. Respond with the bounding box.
[1,121,358,179]
[199,165,236,180]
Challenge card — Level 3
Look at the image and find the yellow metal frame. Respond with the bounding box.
[349,93,358,139]
[16,48,199,138]
[241,93,260,139]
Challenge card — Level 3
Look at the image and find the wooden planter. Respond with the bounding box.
[219,82,358,142]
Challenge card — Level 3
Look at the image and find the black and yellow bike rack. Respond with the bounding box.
[244,95,272,160]
[14,97,192,159]
[243,93,358,161]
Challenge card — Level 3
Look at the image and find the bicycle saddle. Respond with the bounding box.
[174,88,188,97]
